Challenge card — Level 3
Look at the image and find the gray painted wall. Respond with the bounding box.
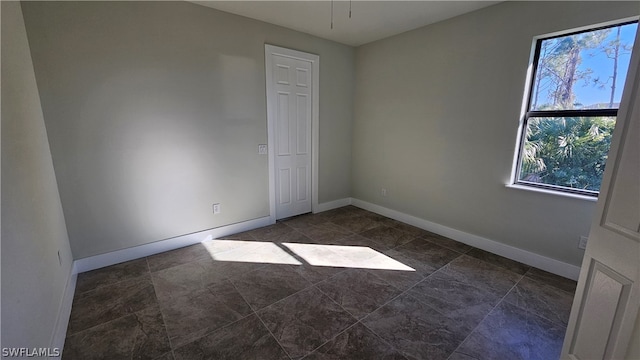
[352,1,639,267]
[1,1,74,349]
[21,1,354,259]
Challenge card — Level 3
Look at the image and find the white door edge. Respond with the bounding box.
[265,44,320,222]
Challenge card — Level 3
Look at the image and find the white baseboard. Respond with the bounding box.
[49,263,77,358]
[74,216,273,274]
[351,198,581,280]
[315,198,352,213]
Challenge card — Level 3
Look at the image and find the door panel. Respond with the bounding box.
[570,260,632,359]
[297,166,308,201]
[278,168,291,205]
[277,92,290,156]
[296,94,309,155]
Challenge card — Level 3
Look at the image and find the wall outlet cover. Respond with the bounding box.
[579,236,588,250]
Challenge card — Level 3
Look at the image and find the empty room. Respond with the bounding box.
[2,1,639,359]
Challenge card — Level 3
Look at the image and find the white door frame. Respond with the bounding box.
[265,44,319,222]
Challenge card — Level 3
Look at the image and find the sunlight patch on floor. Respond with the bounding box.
[201,239,414,271]
[283,242,415,271]
[202,240,302,265]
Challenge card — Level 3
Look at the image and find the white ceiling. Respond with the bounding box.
[190,1,502,46]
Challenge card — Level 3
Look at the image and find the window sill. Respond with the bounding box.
[505,184,598,202]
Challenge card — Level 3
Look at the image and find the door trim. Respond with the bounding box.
[265,44,319,222]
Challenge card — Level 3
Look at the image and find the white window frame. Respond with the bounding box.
[510,18,639,199]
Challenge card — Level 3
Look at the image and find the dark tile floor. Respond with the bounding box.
[63,206,577,360]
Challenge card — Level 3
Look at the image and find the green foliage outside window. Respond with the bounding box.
[519,116,615,192]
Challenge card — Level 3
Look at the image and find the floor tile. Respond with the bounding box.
[67,274,157,335]
[173,314,289,360]
[331,233,390,252]
[154,352,175,360]
[281,213,331,230]
[360,226,417,249]
[367,249,436,291]
[258,287,357,358]
[408,271,500,331]
[438,255,521,297]
[455,301,566,360]
[151,259,226,303]
[525,268,577,293]
[63,306,170,360]
[213,260,269,280]
[147,244,211,272]
[266,229,315,245]
[391,239,461,270]
[290,264,346,284]
[466,248,530,275]
[331,215,382,233]
[297,223,353,244]
[504,277,574,325]
[314,207,353,221]
[219,230,256,240]
[317,269,402,319]
[249,222,296,240]
[158,281,252,347]
[75,258,149,294]
[231,264,312,310]
[362,212,403,228]
[392,223,431,237]
[362,293,469,360]
[303,323,407,360]
[421,234,473,254]
[341,205,373,216]
[447,352,478,360]
[200,238,268,256]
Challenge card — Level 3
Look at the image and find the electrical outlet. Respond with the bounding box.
[381,188,387,197]
[213,203,221,214]
[258,144,267,155]
[578,236,588,250]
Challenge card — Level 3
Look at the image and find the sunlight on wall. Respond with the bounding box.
[202,238,415,271]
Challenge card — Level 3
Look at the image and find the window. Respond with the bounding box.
[513,20,638,197]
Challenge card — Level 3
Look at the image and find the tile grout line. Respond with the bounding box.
[312,281,362,320]
[302,241,417,359]
[152,256,262,354]
[297,321,361,360]
[495,275,572,329]
[66,267,159,339]
[74,259,151,296]
[251,306,295,360]
[356,245,469,321]
[147,256,178,357]
[168,281,265,354]
[495,265,575,328]
[223,277,294,359]
[230,268,323,360]
[445,271,528,360]
[523,267,578,296]
[357,320,412,360]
